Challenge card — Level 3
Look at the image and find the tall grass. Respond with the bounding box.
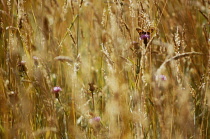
[0,0,209,138]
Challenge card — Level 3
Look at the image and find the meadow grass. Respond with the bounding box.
[0,0,210,138]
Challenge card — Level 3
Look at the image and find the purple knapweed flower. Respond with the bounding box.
[140,33,150,46]
[140,34,150,40]
[89,116,101,125]
[20,60,26,65]
[156,75,167,81]
[18,60,27,73]
[53,86,62,93]
[33,56,39,66]
[160,75,167,81]
[33,56,39,60]
[89,116,101,129]
[93,116,101,122]
[52,86,62,99]
[18,60,26,67]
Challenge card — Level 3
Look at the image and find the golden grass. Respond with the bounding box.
[0,0,210,138]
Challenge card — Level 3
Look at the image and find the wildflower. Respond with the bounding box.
[159,75,167,81]
[20,60,26,65]
[33,56,38,60]
[89,116,101,132]
[52,86,62,98]
[89,116,101,125]
[93,116,101,122]
[156,75,167,81]
[140,33,150,46]
[140,33,150,40]
[53,86,62,92]
[17,60,27,76]
[136,27,154,46]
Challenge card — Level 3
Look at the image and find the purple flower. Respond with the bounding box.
[160,75,167,81]
[89,116,101,125]
[20,60,26,65]
[18,60,26,67]
[18,61,27,73]
[53,86,62,93]
[89,116,101,129]
[52,86,62,99]
[140,34,150,40]
[33,56,39,66]
[140,33,150,46]
[156,75,167,81]
[93,116,101,122]
[33,56,39,60]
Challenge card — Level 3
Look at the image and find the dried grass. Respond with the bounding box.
[0,0,210,138]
